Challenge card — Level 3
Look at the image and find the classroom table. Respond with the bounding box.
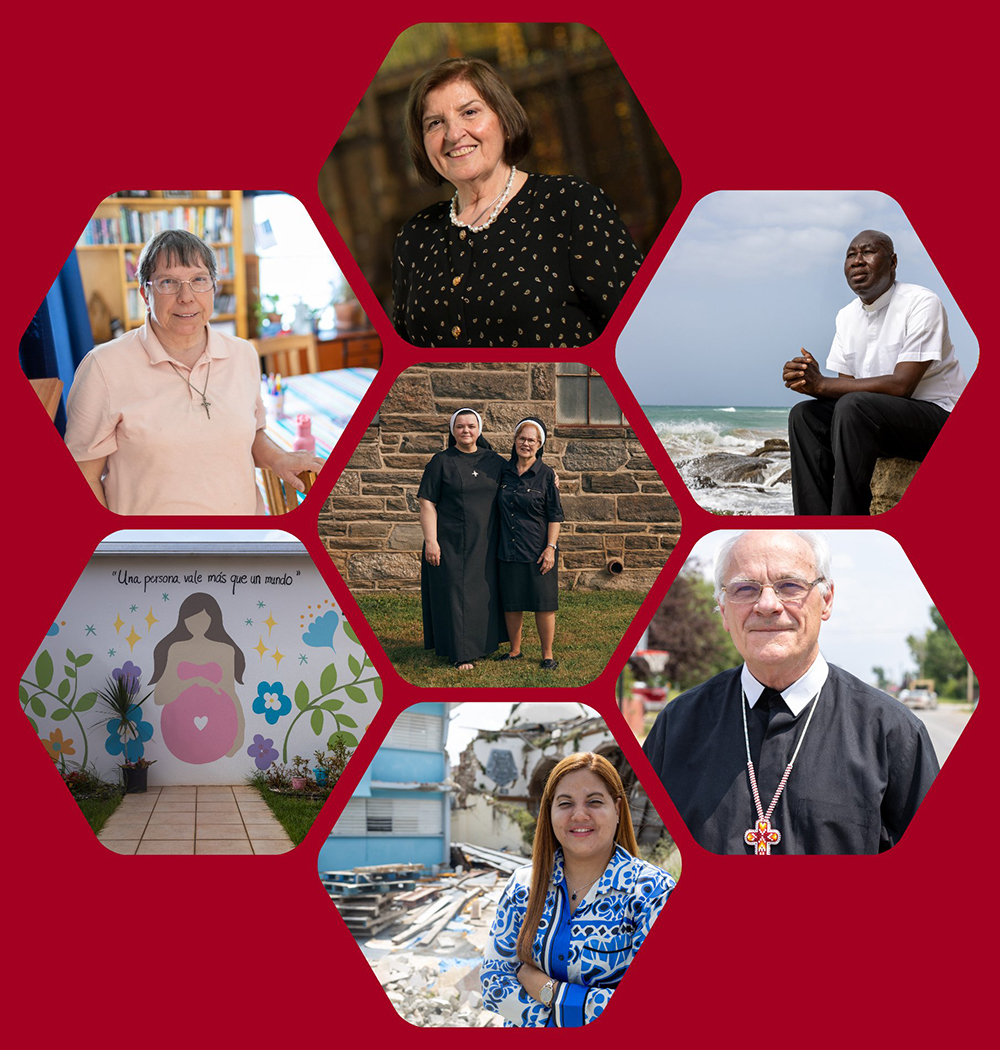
[263,367,376,458]
[257,367,376,512]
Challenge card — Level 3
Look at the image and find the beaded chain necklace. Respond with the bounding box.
[740,689,821,855]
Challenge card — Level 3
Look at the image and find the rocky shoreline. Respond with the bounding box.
[682,438,791,492]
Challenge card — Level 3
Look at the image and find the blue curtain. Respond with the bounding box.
[19,251,94,436]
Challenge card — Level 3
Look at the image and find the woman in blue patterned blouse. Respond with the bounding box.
[481,752,676,1026]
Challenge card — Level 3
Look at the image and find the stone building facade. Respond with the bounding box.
[319,363,680,592]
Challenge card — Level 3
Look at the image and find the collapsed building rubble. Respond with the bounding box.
[323,844,527,1026]
[453,702,667,848]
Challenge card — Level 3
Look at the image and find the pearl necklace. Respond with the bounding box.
[449,166,517,233]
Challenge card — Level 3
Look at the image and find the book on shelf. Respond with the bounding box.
[77,204,234,246]
[126,288,145,324]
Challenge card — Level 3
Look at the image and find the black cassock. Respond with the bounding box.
[418,447,508,663]
[643,664,940,854]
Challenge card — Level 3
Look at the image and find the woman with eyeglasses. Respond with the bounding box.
[64,229,323,514]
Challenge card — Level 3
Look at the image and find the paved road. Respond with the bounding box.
[910,705,974,765]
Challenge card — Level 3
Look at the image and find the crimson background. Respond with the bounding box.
[5,4,992,1045]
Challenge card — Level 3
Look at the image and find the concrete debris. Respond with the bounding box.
[342,862,510,1026]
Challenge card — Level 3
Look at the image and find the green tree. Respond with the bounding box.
[906,607,976,700]
[647,566,740,692]
[872,666,889,690]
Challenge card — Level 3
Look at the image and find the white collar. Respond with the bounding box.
[860,283,896,314]
[742,653,829,716]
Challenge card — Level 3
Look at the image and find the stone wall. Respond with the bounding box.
[319,363,680,592]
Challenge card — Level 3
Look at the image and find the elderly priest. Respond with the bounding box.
[643,530,939,854]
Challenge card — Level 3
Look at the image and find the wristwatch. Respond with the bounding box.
[539,978,558,1006]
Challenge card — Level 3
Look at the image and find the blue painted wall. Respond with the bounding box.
[319,703,451,876]
[318,832,445,873]
[370,747,444,782]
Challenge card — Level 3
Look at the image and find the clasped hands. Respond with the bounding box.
[782,348,827,397]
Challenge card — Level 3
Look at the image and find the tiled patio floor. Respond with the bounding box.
[97,785,295,855]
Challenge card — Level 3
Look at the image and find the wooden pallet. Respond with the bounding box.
[319,865,422,885]
[323,879,417,897]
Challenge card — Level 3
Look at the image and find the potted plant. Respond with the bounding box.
[254,293,283,336]
[331,275,363,330]
[93,671,155,793]
[290,754,310,791]
[313,738,350,791]
[120,756,157,793]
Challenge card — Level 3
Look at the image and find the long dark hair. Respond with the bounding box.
[150,592,245,684]
[515,752,639,964]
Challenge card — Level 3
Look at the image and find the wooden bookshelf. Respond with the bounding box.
[75,190,247,342]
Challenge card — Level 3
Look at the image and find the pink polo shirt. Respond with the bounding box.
[65,324,266,515]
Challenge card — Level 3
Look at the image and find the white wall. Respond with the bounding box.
[452,795,529,854]
[22,551,380,785]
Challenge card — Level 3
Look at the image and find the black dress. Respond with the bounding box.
[642,664,940,854]
[392,174,643,348]
[497,458,564,612]
[418,447,508,663]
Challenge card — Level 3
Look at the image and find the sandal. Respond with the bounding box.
[494,652,524,661]
[540,658,559,671]
[453,661,475,671]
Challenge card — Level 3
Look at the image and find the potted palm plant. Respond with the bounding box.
[94,671,156,793]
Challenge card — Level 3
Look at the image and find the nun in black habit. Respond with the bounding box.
[418,408,508,669]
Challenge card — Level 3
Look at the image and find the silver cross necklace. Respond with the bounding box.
[169,359,212,419]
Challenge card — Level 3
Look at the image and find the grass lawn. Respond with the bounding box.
[76,794,123,834]
[251,783,326,846]
[357,590,646,687]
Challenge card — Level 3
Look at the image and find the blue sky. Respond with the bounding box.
[618,191,980,407]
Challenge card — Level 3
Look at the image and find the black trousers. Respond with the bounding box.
[788,392,950,515]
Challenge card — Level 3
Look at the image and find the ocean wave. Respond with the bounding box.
[653,418,785,458]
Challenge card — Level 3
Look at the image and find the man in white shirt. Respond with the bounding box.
[783,230,966,514]
[642,530,939,854]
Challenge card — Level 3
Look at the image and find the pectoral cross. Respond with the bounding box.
[745,817,781,855]
[471,470,479,477]
[200,396,211,420]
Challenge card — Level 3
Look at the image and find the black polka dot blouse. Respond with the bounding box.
[391,174,642,348]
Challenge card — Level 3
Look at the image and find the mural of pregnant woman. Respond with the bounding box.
[151,595,246,764]
[20,544,381,785]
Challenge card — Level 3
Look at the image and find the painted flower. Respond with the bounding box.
[104,703,155,763]
[302,610,339,650]
[112,661,142,684]
[42,728,75,762]
[247,734,279,770]
[253,682,291,724]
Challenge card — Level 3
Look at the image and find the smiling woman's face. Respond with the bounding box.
[141,253,215,341]
[515,424,542,460]
[549,768,620,863]
[422,78,506,187]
